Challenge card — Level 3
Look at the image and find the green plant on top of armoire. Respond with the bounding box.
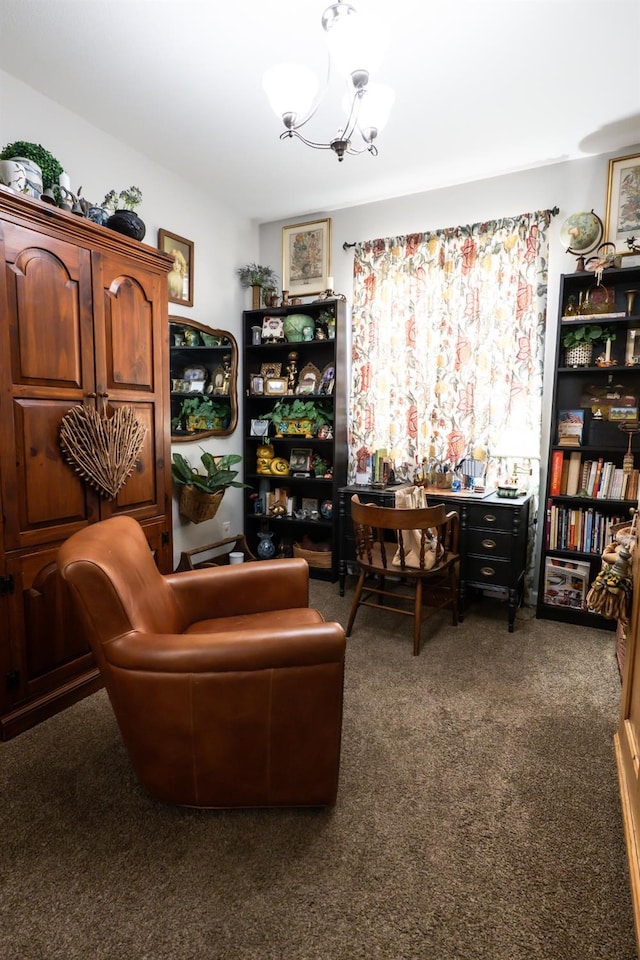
[0,140,63,189]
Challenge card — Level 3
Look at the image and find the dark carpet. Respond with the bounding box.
[0,581,635,960]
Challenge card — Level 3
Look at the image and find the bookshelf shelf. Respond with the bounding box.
[537,265,640,628]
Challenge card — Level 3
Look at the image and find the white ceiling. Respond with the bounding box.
[1,0,639,224]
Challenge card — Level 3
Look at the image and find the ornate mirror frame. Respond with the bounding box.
[169,316,238,441]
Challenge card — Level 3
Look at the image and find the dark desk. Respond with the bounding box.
[338,484,532,632]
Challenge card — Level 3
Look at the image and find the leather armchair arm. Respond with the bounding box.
[165,558,310,623]
[104,621,345,673]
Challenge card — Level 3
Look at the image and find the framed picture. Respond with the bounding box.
[260,362,282,378]
[158,229,194,306]
[250,419,270,437]
[605,153,640,255]
[289,448,313,472]
[610,407,639,421]
[296,362,322,395]
[264,377,288,396]
[320,363,336,395]
[282,218,331,297]
[250,375,264,395]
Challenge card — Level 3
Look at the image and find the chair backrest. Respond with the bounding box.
[351,495,458,572]
[57,516,186,662]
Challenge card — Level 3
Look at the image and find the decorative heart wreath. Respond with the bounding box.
[59,405,147,500]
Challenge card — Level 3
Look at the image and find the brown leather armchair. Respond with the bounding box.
[57,515,345,809]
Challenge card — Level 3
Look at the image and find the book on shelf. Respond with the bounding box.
[566,451,582,496]
[543,556,591,610]
[557,409,584,447]
[549,450,564,495]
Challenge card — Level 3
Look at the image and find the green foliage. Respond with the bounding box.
[0,140,64,189]
[101,186,143,213]
[265,397,334,428]
[171,450,249,494]
[171,395,230,432]
[562,324,616,349]
[237,262,278,289]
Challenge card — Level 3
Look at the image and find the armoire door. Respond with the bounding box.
[615,517,640,952]
[91,250,170,539]
[0,220,99,552]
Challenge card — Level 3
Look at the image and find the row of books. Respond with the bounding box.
[544,500,626,554]
[549,449,639,500]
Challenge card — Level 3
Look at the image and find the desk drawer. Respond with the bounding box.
[465,529,512,557]
[465,554,512,587]
[466,503,516,532]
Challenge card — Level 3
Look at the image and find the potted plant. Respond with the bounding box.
[237,262,279,308]
[102,185,145,240]
[562,324,615,366]
[171,450,249,523]
[172,395,230,433]
[0,140,63,194]
[265,398,334,437]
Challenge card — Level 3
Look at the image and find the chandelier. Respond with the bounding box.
[262,1,395,161]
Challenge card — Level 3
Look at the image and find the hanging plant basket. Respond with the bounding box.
[179,485,224,524]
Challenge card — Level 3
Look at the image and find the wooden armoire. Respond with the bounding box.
[0,190,173,739]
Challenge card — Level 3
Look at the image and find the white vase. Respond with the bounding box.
[0,159,27,193]
[9,156,43,198]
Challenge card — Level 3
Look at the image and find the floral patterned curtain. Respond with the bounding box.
[349,210,551,492]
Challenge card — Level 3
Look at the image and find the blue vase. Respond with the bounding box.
[256,532,276,559]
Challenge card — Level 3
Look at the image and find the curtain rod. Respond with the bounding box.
[342,206,560,250]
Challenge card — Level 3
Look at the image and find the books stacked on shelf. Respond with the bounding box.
[557,409,584,447]
[542,556,591,610]
[548,450,639,500]
[544,500,627,554]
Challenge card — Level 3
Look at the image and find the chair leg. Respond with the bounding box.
[413,579,423,656]
[346,571,366,638]
[450,566,459,625]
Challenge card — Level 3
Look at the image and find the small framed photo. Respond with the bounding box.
[282,218,331,297]
[261,362,282,378]
[250,375,264,395]
[289,448,313,472]
[301,497,319,518]
[158,229,194,306]
[610,407,639,421]
[250,419,270,437]
[320,363,335,395]
[296,362,322,395]
[264,377,288,396]
[605,153,640,255]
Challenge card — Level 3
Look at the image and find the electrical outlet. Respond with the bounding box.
[222,521,231,537]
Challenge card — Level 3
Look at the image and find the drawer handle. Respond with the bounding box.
[480,566,496,578]
[483,513,497,523]
[481,538,496,550]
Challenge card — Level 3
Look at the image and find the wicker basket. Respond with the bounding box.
[178,485,224,524]
[293,544,333,569]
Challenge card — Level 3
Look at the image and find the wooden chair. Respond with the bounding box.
[346,495,460,655]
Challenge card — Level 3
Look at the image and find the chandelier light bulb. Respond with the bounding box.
[262,63,319,127]
[324,3,387,79]
[357,82,395,136]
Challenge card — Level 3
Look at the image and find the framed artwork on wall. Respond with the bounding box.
[158,229,194,306]
[605,153,640,257]
[282,218,331,297]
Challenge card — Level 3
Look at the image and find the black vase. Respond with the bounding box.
[106,209,146,241]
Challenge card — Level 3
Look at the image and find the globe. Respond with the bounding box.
[560,211,603,254]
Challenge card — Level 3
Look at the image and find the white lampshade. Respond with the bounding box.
[262,63,319,123]
[493,427,541,460]
[357,82,395,135]
[326,7,387,79]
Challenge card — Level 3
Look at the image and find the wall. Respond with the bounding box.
[259,144,640,594]
[0,69,257,565]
